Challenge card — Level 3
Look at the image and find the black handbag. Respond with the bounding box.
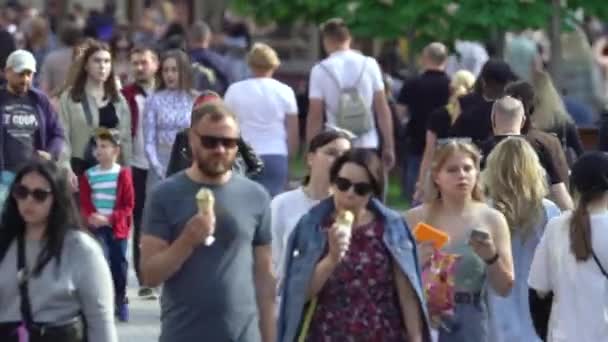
[16,235,88,342]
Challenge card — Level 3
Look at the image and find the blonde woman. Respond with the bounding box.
[224,42,299,196]
[405,140,514,342]
[415,70,476,202]
[482,137,560,342]
[532,70,584,163]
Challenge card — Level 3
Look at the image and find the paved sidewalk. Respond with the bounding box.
[116,240,160,341]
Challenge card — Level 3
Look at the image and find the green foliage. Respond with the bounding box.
[231,0,608,49]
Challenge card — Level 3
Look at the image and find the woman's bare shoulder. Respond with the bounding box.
[403,204,431,227]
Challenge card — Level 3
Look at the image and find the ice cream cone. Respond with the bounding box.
[195,188,215,246]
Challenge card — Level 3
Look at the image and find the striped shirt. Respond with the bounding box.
[86,164,121,216]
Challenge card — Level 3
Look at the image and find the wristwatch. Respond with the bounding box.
[484,252,499,265]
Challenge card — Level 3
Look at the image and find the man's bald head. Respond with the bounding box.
[491,96,526,134]
[423,42,448,69]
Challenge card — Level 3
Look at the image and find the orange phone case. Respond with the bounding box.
[413,222,449,249]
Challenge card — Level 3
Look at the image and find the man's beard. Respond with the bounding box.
[195,153,235,177]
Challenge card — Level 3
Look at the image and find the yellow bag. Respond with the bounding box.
[297,298,318,342]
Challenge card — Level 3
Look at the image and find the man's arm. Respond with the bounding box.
[40,92,65,160]
[306,99,324,145]
[254,245,276,342]
[373,90,395,169]
[139,234,195,287]
[549,183,574,211]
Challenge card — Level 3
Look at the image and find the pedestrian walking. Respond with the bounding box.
[140,101,275,342]
[0,159,117,342]
[79,128,134,322]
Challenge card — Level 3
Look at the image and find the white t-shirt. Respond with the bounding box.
[224,77,298,156]
[528,212,608,342]
[270,187,319,278]
[309,49,385,149]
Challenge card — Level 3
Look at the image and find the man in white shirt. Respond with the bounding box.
[306,18,395,170]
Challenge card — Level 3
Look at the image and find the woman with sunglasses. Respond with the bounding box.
[405,139,514,342]
[271,130,351,285]
[279,149,430,342]
[0,159,117,342]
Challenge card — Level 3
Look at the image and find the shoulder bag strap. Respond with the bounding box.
[17,234,34,328]
[591,248,608,278]
[81,95,93,126]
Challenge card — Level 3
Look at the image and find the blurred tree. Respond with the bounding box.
[231,0,608,55]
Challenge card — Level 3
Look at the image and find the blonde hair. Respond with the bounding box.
[247,43,280,71]
[423,139,484,204]
[446,70,476,123]
[532,70,572,131]
[482,137,548,236]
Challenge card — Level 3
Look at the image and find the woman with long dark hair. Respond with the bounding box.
[271,130,351,280]
[58,40,132,176]
[144,49,197,182]
[279,149,429,341]
[0,159,116,342]
[529,152,608,341]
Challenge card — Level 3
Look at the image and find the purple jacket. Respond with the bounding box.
[0,87,65,163]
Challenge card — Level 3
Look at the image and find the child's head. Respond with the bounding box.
[94,128,121,165]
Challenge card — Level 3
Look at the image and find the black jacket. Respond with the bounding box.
[166,130,263,178]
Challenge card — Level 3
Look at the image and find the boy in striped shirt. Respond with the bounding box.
[79,128,135,322]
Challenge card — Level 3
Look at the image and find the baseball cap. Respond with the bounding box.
[94,127,121,146]
[570,152,608,194]
[5,49,36,73]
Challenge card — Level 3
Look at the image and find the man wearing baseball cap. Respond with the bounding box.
[0,49,64,174]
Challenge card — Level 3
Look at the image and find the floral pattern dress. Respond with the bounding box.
[307,220,408,341]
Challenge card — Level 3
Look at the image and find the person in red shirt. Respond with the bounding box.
[79,128,135,322]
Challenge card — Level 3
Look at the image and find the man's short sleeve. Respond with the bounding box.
[253,195,272,246]
[397,78,413,106]
[283,87,299,115]
[142,185,171,241]
[369,58,385,93]
[308,65,324,100]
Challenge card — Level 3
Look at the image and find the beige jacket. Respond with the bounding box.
[58,90,132,169]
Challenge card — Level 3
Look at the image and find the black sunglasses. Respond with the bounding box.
[196,134,239,150]
[12,185,52,203]
[334,177,374,196]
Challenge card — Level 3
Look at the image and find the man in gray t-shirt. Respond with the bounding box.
[141,101,275,342]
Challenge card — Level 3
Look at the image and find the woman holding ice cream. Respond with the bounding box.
[278,149,430,342]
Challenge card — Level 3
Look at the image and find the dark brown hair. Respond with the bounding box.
[569,152,608,261]
[157,49,193,91]
[190,100,236,127]
[329,148,384,200]
[320,18,351,43]
[69,40,120,103]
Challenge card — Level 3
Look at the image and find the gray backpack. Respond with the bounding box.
[319,58,373,136]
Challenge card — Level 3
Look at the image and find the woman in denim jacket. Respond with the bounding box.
[278,149,430,342]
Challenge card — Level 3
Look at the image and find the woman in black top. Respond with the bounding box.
[415,70,476,202]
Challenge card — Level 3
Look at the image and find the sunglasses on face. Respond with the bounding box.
[195,133,239,150]
[334,177,374,196]
[12,185,52,203]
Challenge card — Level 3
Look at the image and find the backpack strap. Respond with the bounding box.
[318,56,369,90]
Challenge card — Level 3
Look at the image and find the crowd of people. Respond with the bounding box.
[0,3,606,342]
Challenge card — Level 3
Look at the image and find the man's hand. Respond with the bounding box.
[178,212,216,249]
[88,213,110,228]
[382,148,396,170]
[68,169,79,192]
[36,150,52,160]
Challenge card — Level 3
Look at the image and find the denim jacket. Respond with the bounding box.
[277,197,431,342]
